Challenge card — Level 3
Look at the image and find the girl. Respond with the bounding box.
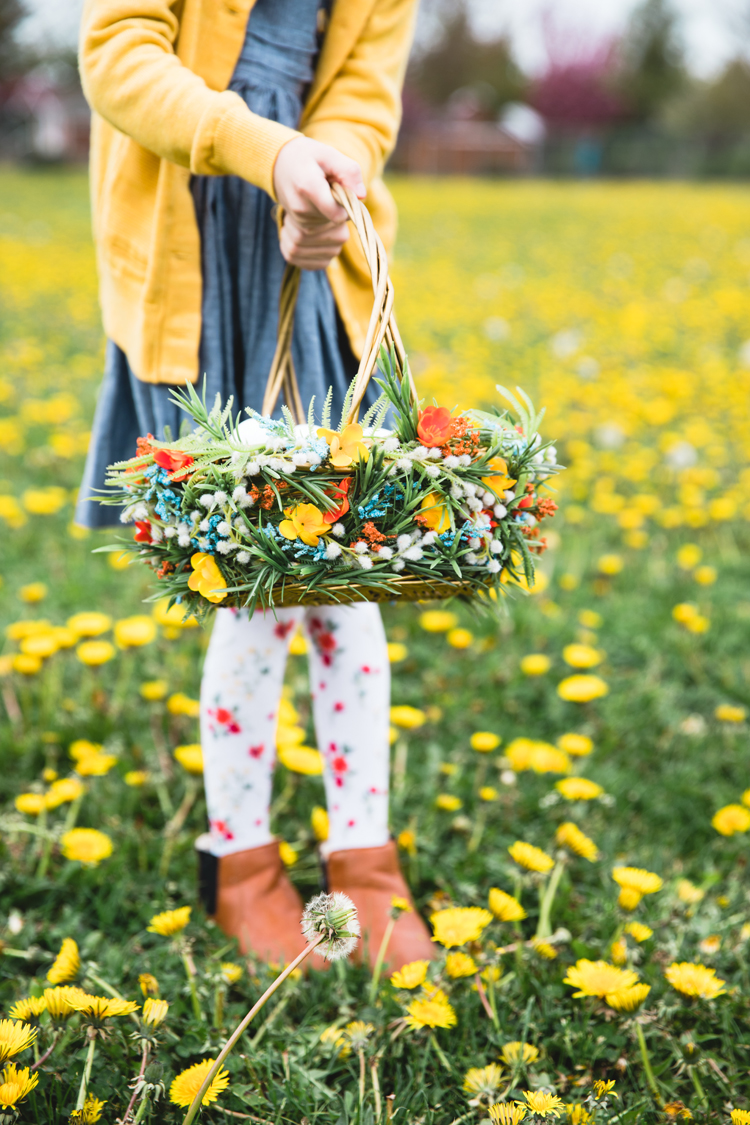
[77,0,434,970]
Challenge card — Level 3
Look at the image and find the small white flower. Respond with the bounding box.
[236,551,251,564]
[213,490,227,505]
[493,503,507,519]
[465,552,478,565]
[216,540,232,554]
[358,555,373,569]
[483,491,496,506]
[443,455,460,469]
[200,493,214,508]
[197,537,210,550]
[232,485,247,504]
[428,447,442,460]
[421,532,437,546]
[403,545,423,561]
[325,542,342,560]
[466,497,484,512]
[164,526,176,538]
[459,454,472,466]
[490,539,503,554]
[216,521,231,536]
[247,461,260,476]
[199,518,210,532]
[354,541,369,555]
[332,523,345,538]
[487,558,501,573]
[396,458,413,472]
[292,452,308,466]
[425,464,440,478]
[463,482,476,497]
[450,483,463,500]
[285,462,297,473]
[468,537,481,549]
[383,438,400,453]
[410,445,429,460]
[377,546,393,560]
[500,769,517,787]
[504,490,515,502]
[392,559,405,572]
[178,534,192,548]
[396,534,412,551]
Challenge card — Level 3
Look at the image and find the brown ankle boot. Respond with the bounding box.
[326,840,435,971]
[197,839,310,966]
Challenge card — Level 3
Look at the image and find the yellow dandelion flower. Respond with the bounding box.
[387,642,408,663]
[471,731,501,752]
[67,612,112,637]
[508,841,554,873]
[489,888,526,922]
[430,907,493,948]
[556,822,599,861]
[712,804,750,836]
[556,777,603,801]
[125,770,149,787]
[505,738,536,771]
[529,743,571,774]
[278,745,323,775]
[532,939,558,959]
[556,733,593,757]
[447,628,473,649]
[138,974,159,996]
[320,1026,349,1056]
[501,1041,540,1066]
[606,982,651,1011]
[142,997,169,1027]
[445,951,478,978]
[14,793,46,815]
[397,828,417,856]
[563,960,639,998]
[45,777,85,808]
[279,841,298,866]
[489,1104,527,1124]
[463,1063,505,1097]
[68,740,102,762]
[612,867,663,899]
[47,938,80,984]
[557,675,609,703]
[76,640,116,666]
[624,922,653,942]
[517,1090,566,1118]
[173,744,203,775]
[435,793,462,811]
[220,963,243,985]
[0,1063,39,1108]
[391,896,412,913]
[70,995,140,1022]
[7,997,46,1022]
[0,1021,36,1063]
[43,986,92,1022]
[147,906,191,937]
[664,962,726,1000]
[75,753,117,777]
[114,616,157,648]
[715,704,746,723]
[562,644,602,669]
[405,988,457,1030]
[699,934,721,955]
[140,679,168,701]
[343,1021,375,1050]
[166,692,200,717]
[169,1058,230,1107]
[61,829,113,866]
[677,544,702,569]
[311,806,329,841]
[520,653,551,676]
[390,960,429,989]
[71,1092,107,1122]
[419,610,458,633]
[592,1080,617,1099]
[479,786,499,801]
[390,705,426,729]
[152,598,198,629]
[610,938,627,965]
[694,565,717,586]
[12,653,42,675]
[566,1107,593,1124]
[730,1112,750,1125]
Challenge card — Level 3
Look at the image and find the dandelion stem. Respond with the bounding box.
[428,1032,452,1072]
[393,738,408,792]
[358,1048,366,1107]
[536,860,564,940]
[75,1033,97,1111]
[181,951,203,1022]
[181,934,325,1125]
[35,805,51,879]
[467,807,486,853]
[249,989,293,1047]
[635,1021,663,1106]
[473,972,499,1030]
[688,1065,708,1109]
[132,1087,150,1124]
[121,1042,149,1124]
[370,1056,382,1121]
[30,1031,59,1070]
[368,917,396,1004]
[63,792,83,834]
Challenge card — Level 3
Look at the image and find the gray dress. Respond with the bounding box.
[77,0,372,528]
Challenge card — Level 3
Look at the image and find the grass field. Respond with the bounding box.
[1,170,750,1124]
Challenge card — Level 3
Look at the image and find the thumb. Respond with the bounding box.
[315,145,366,199]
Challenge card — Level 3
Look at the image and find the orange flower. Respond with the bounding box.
[153,448,195,481]
[279,504,332,547]
[317,424,369,468]
[187,553,227,603]
[419,492,451,533]
[417,405,453,447]
[481,457,517,496]
[325,477,352,522]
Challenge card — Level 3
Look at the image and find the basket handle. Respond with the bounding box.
[261,184,418,426]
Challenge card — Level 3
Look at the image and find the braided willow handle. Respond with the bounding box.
[261,184,417,425]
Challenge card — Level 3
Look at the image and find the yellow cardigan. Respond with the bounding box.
[79,0,418,385]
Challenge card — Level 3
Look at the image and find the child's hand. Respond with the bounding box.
[273,136,365,270]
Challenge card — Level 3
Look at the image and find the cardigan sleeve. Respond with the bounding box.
[301,0,418,185]
[78,0,299,198]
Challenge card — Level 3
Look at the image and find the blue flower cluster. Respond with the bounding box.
[145,466,183,523]
[190,512,227,553]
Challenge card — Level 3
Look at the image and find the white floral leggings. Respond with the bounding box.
[199,603,391,856]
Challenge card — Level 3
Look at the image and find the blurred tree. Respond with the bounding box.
[615,0,686,123]
[0,0,25,82]
[408,0,526,114]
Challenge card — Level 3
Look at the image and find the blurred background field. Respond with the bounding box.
[0,169,749,1122]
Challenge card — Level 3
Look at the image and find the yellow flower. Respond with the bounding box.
[694,565,717,585]
[390,960,429,989]
[664,961,726,1000]
[76,640,116,666]
[715,703,745,723]
[592,1080,617,1100]
[419,492,452,534]
[187,552,227,603]
[677,879,704,905]
[320,1026,349,1056]
[278,745,324,775]
[445,951,478,978]
[45,777,86,808]
[556,822,599,861]
[311,806,329,841]
[597,554,623,576]
[489,888,526,922]
[556,777,603,801]
[479,786,498,801]
[390,705,426,729]
[47,937,80,984]
[140,679,168,701]
[169,1058,230,1107]
[481,456,516,495]
[508,841,554,873]
[7,997,46,1022]
[0,1021,36,1063]
[43,986,92,1022]
[343,1020,375,1050]
[70,995,140,1022]
[174,744,204,774]
[69,740,102,761]
[744,789,750,808]
[75,753,117,777]
[23,487,67,515]
[278,503,332,547]
[698,934,721,955]
[517,1091,566,1118]
[20,632,58,658]
[388,642,408,662]
[391,896,412,913]
[152,598,199,629]
[67,612,112,637]
[557,675,609,703]
[463,1062,505,1098]
[14,793,46,815]
[435,793,462,811]
[489,1104,527,1124]
[563,960,639,998]
[12,654,42,675]
[52,626,78,649]
[167,692,200,717]
[72,1092,107,1122]
[562,644,602,669]
[606,982,651,1011]
[138,974,159,996]
[148,906,191,937]
[430,907,492,947]
[528,743,571,774]
[520,653,550,676]
[501,1041,540,1066]
[0,1063,39,1108]
[610,938,627,965]
[677,543,702,569]
[109,549,134,570]
[471,731,501,752]
[712,804,750,836]
[288,630,308,655]
[624,922,653,942]
[532,940,558,959]
[731,1112,750,1125]
[612,867,663,903]
[142,997,169,1027]
[279,841,298,866]
[397,828,417,856]
[220,962,243,985]
[447,627,473,649]
[557,733,593,757]
[61,829,113,866]
[19,582,47,603]
[405,988,457,1030]
[113,621,156,648]
[125,770,149,787]
[419,610,458,632]
[317,423,369,468]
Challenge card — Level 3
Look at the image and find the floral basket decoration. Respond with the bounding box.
[101,187,560,613]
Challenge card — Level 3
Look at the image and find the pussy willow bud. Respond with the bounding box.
[301,892,360,961]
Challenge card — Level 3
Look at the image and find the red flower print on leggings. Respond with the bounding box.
[207,706,242,736]
[308,616,338,667]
